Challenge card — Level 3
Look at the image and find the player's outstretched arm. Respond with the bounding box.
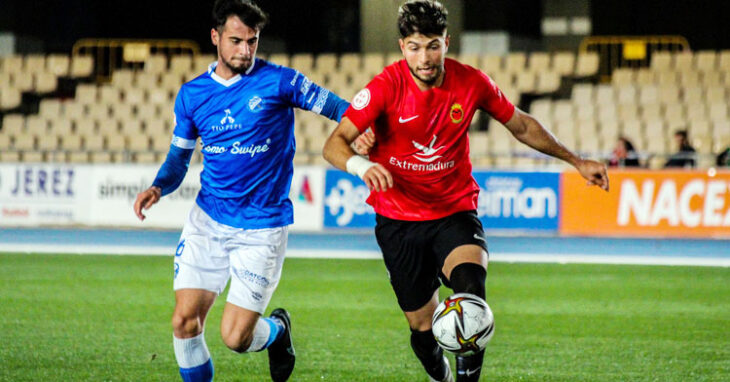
[323,117,392,192]
[133,186,162,221]
[504,108,609,191]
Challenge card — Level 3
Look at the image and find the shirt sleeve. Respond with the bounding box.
[342,75,389,133]
[279,66,349,122]
[477,71,515,124]
[171,87,199,148]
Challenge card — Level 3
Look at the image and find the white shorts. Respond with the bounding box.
[173,204,288,314]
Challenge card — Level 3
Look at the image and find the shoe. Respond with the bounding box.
[429,356,454,382]
[268,308,295,382]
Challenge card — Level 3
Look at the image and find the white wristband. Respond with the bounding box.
[345,155,376,179]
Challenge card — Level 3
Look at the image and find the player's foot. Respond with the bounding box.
[429,356,454,382]
[268,308,295,382]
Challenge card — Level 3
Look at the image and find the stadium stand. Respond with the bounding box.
[1,43,729,168]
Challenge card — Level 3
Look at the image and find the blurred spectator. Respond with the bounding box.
[717,146,730,167]
[664,130,696,168]
[608,136,640,167]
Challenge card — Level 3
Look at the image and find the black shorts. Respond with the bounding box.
[374,210,488,312]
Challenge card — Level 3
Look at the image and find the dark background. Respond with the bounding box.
[1,0,729,53]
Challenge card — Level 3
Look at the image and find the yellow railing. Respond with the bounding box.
[579,35,690,82]
[72,39,200,82]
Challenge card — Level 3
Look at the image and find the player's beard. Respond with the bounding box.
[223,55,253,74]
[408,63,443,85]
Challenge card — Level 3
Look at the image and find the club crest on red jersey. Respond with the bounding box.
[450,103,464,123]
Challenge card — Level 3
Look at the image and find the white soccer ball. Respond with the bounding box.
[431,293,494,355]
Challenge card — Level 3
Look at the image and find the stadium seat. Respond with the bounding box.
[503,53,526,73]
[527,52,550,73]
[663,104,686,122]
[640,103,662,122]
[616,85,637,105]
[635,69,656,85]
[26,116,48,135]
[2,114,24,134]
[75,84,97,104]
[529,99,552,121]
[290,53,314,72]
[611,68,634,86]
[36,132,59,151]
[144,55,168,73]
[638,86,659,104]
[75,119,97,136]
[594,84,615,104]
[571,83,594,105]
[111,69,135,88]
[24,55,46,74]
[1,55,23,74]
[673,52,694,71]
[120,119,144,136]
[192,54,216,74]
[90,151,113,163]
[315,53,337,72]
[0,87,22,110]
[338,53,361,73]
[552,101,573,123]
[124,88,145,105]
[658,85,680,104]
[134,72,159,90]
[39,99,62,119]
[694,50,717,72]
[134,152,159,164]
[13,134,35,151]
[362,53,384,76]
[575,103,596,124]
[479,55,502,75]
[705,86,726,103]
[514,72,535,93]
[160,73,183,90]
[21,151,44,163]
[574,52,599,77]
[46,54,70,76]
[651,52,672,71]
[83,134,104,151]
[12,72,34,92]
[678,70,701,87]
[70,55,94,78]
[110,103,134,120]
[551,51,575,76]
[709,102,728,121]
[491,72,513,89]
[169,55,193,75]
[147,88,171,105]
[597,103,618,124]
[385,52,402,66]
[52,118,74,136]
[458,54,480,69]
[68,151,89,163]
[0,134,11,150]
[128,134,150,151]
[60,134,82,151]
[87,103,110,120]
[136,103,158,120]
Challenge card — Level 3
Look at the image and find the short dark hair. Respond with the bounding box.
[212,0,268,32]
[675,130,688,139]
[397,0,448,38]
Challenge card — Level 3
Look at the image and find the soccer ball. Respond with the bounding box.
[431,293,494,355]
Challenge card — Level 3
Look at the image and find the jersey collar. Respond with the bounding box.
[207,59,256,87]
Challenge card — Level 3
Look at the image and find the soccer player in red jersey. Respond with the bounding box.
[324,1,609,381]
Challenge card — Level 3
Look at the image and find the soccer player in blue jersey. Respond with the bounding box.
[132,1,349,381]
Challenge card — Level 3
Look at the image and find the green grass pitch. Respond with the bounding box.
[0,253,728,381]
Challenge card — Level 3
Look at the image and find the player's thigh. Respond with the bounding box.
[226,226,289,314]
[432,210,488,280]
[173,205,231,295]
[375,214,440,313]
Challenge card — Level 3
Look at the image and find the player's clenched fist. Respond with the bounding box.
[133,186,162,221]
[362,164,393,192]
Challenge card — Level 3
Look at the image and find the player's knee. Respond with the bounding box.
[221,325,254,353]
[171,312,202,338]
[449,262,486,299]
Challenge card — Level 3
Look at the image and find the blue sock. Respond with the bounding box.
[263,317,285,348]
[179,359,213,382]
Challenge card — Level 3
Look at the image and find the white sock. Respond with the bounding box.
[244,317,275,352]
[173,332,211,369]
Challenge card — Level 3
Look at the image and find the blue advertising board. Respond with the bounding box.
[323,170,376,228]
[473,171,560,231]
[323,169,560,231]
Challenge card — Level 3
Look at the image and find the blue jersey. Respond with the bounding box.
[161,59,347,229]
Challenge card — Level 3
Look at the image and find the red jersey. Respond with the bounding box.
[344,58,515,221]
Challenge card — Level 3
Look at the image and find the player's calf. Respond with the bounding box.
[450,263,488,381]
[411,328,452,382]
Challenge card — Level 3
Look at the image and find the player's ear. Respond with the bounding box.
[398,38,405,55]
[444,34,450,51]
[211,28,220,46]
